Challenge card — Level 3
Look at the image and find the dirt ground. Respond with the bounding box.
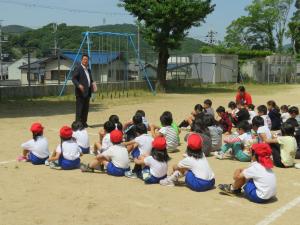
[0,84,299,225]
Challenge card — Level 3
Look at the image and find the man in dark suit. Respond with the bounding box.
[72,54,93,128]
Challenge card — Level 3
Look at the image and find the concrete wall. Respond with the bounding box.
[0,81,149,100]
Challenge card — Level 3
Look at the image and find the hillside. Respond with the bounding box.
[2,25,32,34]
[2,23,206,60]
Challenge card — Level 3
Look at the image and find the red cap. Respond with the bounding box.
[60,126,73,139]
[251,143,273,169]
[187,134,203,151]
[110,130,123,143]
[30,122,44,134]
[152,136,167,151]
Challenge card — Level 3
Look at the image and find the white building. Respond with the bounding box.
[191,54,238,83]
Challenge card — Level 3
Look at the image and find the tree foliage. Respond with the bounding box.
[225,0,294,52]
[288,0,300,54]
[120,0,215,90]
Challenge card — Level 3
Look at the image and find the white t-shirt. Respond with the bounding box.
[102,144,130,169]
[243,162,276,200]
[261,115,272,130]
[144,156,168,178]
[101,133,113,152]
[238,132,253,155]
[281,112,290,123]
[72,129,90,148]
[56,140,82,161]
[257,126,272,142]
[159,126,178,151]
[248,111,256,124]
[178,156,215,181]
[21,136,49,159]
[135,134,153,155]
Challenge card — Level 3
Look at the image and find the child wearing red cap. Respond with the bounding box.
[18,122,50,165]
[81,130,130,176]
[160,134,215,192]
[129,136,170,184]
[218,143,277,203]
[48,126,82,170]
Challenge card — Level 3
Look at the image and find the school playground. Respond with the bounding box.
[0,84,299,225]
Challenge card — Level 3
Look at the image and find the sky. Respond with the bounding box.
[0,0,296,43]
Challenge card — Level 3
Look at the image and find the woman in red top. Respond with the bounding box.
[236,86,252,106]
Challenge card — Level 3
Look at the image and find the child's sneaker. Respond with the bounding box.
[80,164,94,173]
[295,163,300,169]
[17,155,28,162]
[49,161,61,170]
[216,152,224,160]
[218,184,241,196]
[160,177,175,187]
[44,160,50,166]
[125,171,138,179]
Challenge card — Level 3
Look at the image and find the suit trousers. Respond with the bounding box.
[76,96,90,125]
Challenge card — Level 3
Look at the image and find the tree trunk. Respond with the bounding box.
[156,48,169,92]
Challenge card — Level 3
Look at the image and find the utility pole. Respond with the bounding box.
[137,23,140,78]
[205,29,217,45]
[27,47,31,86]
[0,20,4,80]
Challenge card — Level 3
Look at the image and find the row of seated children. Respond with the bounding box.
[19,118,279,203]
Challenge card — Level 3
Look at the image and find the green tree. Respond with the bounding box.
[225,0,294,52]
[120,0,215,90]
[288,0,300,54]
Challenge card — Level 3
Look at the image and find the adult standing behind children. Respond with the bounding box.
[235,86,252,106]
[72,54,95,128]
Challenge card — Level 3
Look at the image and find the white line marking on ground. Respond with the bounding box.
[256,196,300,225]
[0,160,16,165]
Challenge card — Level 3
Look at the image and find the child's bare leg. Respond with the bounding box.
[232,169,246,189]
[127,144,134,153]
[89,157,103,169]
[22,149,30,157]
[94,142,101,152]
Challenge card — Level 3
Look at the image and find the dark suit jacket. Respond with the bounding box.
[72,64,93,98]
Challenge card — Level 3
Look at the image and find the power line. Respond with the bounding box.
[0,0,130,16]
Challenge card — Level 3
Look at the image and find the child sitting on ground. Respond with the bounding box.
[203,99,215,117]
[203,114,223,152]
[267,100,281,131]
[160,134,215,192]
[72,121,90,154]
[288,106,300,125]
[93,121,114,155]
[216,121,253,162]
[286,118,300,159]
[228,101,239,126]
[133,136,170,184]
[178,104,204,128]
[48,126,82,170]
[257,105,272,130]
[218,143,276,204]
[252,116,272,143]
[248,104,256,125]
[124,114,143,142]
[123,123,153,178]
[266,122,297,168]
[150,111,179,153]
[235,103,250,125]
[216,106,232,134]
[18,122,50,165]
[98,115,123,145]
[81,130,130,176]
[280,105,290,123]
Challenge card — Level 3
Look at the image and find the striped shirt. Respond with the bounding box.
[159,126,178,151]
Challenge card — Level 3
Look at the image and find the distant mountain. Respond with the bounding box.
[3,25,32,34]
[3,23,206,60]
